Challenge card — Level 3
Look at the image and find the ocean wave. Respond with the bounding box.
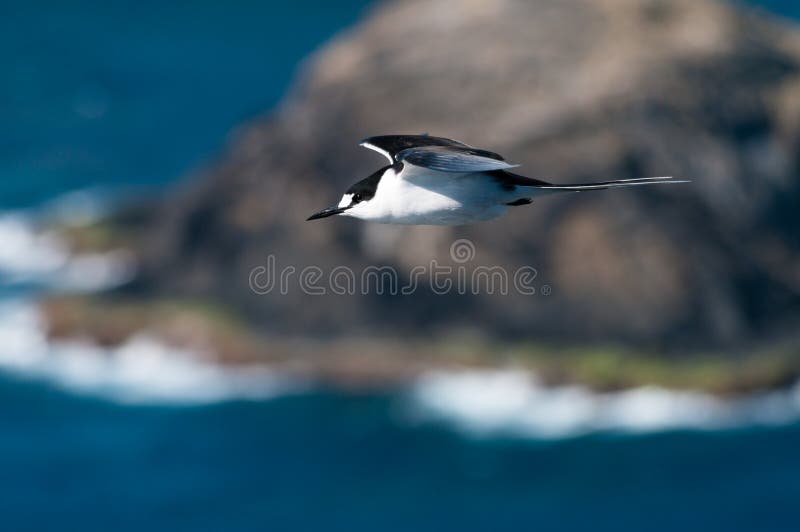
[408,369,800,439]
[0,210,133,291]
[0,198,295,405]
[0,301,302,405]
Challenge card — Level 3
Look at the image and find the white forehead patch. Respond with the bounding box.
[338,194,353,208]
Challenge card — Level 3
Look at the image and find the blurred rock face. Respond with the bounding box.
[132,0,800,348]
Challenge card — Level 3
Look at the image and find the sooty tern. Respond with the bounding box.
[308,135,688,225]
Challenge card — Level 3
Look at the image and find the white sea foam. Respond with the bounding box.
[408,369,800,439]
[0,300,300,404]
[0,200,296,405]
[0,212,134,291]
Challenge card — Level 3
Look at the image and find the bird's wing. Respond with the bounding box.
[359,134,499,164]
[396,146,519,173]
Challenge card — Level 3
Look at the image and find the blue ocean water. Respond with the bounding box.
[0,0,374,207]
[2,1,800,530]
[1,377,799,532]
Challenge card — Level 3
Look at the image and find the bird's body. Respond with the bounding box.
[347,164,510,225]
[308,135,687,225]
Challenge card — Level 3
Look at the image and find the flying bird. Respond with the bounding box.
[307,135,688,225]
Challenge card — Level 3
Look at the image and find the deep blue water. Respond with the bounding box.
[0,0,374,207]
[2,1,800,530]
[2,375,800,532]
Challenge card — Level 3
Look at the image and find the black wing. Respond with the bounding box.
[359,134,506,164]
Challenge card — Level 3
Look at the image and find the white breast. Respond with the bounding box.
[345,165,512,225]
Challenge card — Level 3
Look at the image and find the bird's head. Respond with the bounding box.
[306,166,387,221]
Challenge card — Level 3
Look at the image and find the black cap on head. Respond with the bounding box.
[307,164,394,221]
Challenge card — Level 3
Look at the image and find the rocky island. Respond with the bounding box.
[46,0,800,394]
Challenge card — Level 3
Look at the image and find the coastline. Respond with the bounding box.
[38,293,800,397]
[2,205,796,441]
[3,295,797,439]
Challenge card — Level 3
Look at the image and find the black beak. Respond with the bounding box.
[306,205,346,221]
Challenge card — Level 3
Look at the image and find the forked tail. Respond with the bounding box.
[534,176,689,191]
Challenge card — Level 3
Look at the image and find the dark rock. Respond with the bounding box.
[127,0,800,349]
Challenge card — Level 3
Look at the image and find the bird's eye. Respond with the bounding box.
[352,193,362,203]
